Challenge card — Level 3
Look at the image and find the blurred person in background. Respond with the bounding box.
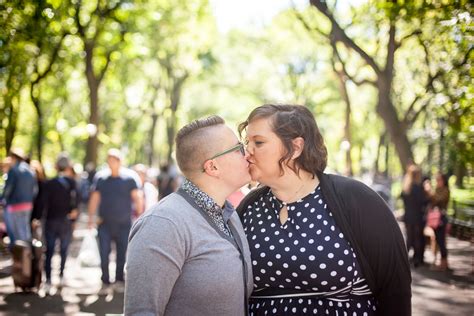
[157,163,178,200]
[0,157,13,244]
[42,154,79,293]
[88,148,143,291]
[425,172,450,271]
[2,148,37,247]
[133,164,158,215]
[30,160,47,236]
[401,164,428,267]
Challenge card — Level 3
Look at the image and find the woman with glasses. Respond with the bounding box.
[237,104,411,316]
[125,116,253,316]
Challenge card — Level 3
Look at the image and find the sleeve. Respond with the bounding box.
[124,213,186,316]
[2,169,16,202]
[344,181,411,316]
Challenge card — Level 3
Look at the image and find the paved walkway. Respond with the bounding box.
[0,215,473,315]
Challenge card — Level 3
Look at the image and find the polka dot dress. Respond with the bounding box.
[242,185,377,315]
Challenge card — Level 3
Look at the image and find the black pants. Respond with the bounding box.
[405,223,424,265]
[434,216,448,259]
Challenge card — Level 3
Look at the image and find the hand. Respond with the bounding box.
[68,209,79,220]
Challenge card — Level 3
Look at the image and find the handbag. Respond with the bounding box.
[426,207,442,229]
[78,229,101,267]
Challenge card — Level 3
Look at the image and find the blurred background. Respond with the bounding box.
[0,0,473,314]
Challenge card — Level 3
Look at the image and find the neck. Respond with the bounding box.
[271,170,319,204]
[190,177,232,207]
[111,168,120,177]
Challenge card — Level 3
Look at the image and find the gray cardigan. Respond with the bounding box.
[124,190,253,316]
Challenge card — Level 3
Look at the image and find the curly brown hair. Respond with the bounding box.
[238,104,327,176]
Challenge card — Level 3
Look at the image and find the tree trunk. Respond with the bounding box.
[84,42,100,166]
[148,112,158,166]
[376,77,413,171]
[30,84,43,163]
[5,95,18,156]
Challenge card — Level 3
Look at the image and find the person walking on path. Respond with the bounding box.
[401,164,428,267]
[88,149,143,290]
[124,116,253,315]
[2,148,36,246]
[42,154,79,293]
[425,172,451,271]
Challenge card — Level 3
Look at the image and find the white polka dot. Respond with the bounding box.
[318,199,323,204]
[285,278,291,283]
[269,245,275,250]
[284,247,290,252]
[321,280,328,285]
[288,232,293,237]
[300,264,307,270]
[323,220,328,225]
[328,253,334,258]
[309,223,315,228]
[310,208,315,213]
[255,276,260,281]
[291,255,297,261]
[301,233,307,237]
[292,308,296,313]
[302,280,308,285]
[316,229,322,235]
[339,233,344,238]
[304,203,309,208]
[309,239,315,244]
[330,271,337,276]
[319,263,326,269]
[309,255,315,261]
[335,243,340,248]
[331,286,337,290]
[267,261,273,267]
[274,231,280,235]
[300,247,306,252]
[279,239,284,243]
[292,272,298,277]
[283,263,289,268]
[275,254,281,259]
[293,240,299,245]
[324,236,331,241]
[302,218,308,223]
[260,228,266,233]
[330,225,335,231]
[347,266,353,272]
[296,212,302,217]
[344,250,349,255]
[260,253,266,258]
[317,246,324,251]
[260,269,266,274]
[338,260,344,265]
[252,260,257,266]
[317,215,322,219]
[340,277,346,282]
[264,237,270,241]
[270,276,275,281]
[310,273,317,279]
[276,270,282,275]
[255,243,260,249]
[357,303,361,308]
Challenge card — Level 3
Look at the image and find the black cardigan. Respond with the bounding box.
[237,172,411,316]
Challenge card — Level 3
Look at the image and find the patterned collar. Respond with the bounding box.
[181,178,232,237]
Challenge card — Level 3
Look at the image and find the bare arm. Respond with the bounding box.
[131,188,144,216]
[88,191,101,229]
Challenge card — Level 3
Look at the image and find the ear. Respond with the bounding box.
[291,137,304,160]
[202,159,220,177]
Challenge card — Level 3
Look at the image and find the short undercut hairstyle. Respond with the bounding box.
[239,104,327,176]
[176,115,226,175]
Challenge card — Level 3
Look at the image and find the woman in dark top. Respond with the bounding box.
[237,104,411,316]
[425,172,450,271]
[401,164,428,267]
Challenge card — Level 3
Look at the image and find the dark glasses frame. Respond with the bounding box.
[202,142,245,172]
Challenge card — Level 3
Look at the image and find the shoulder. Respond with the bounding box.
[236,186,270,217]
[321,173,378,199]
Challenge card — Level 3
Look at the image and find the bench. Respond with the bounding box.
[448,200,474,242]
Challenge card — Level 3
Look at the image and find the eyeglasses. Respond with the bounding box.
[202,142,246,171]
